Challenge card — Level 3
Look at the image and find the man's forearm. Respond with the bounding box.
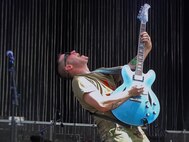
[128,56,137,70]
[100,91,131,111]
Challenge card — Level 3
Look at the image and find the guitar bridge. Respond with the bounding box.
[130,97,141,103]
[129,90,149,103]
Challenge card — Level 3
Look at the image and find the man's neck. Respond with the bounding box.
[78,67,91,74]
[73,66,91,76]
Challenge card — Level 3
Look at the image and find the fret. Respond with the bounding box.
[133,3,150,78]
[135,23,146,76]
[140,23,146,32]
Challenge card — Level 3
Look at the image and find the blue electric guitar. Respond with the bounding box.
[111,4,160,126]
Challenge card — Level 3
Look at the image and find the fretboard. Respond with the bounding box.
[135,23,146,77]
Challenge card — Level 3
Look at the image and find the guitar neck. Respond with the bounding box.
[135,23,146,76]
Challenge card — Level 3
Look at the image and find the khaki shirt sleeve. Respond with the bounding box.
[72,76,98,111]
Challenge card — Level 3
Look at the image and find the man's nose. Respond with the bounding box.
[70,50,76,54]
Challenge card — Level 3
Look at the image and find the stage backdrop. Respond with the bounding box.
[0,0,184,137]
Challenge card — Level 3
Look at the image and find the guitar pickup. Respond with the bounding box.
[133,75,144,82]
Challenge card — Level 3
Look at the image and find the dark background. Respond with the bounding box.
[0,0,187,138]
[183,0,189,130]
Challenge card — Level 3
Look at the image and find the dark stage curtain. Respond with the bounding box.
[0,0,184,137]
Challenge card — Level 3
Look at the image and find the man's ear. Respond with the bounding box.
[65,64,73,71]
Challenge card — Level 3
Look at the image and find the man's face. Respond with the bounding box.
[59,50,89,68]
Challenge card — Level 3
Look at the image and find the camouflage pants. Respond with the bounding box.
[103,124,150,142]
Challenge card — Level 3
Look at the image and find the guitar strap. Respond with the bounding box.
[92,66,122,75]
[89,112,131,128]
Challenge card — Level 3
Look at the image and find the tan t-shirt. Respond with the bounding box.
[72,72,116,110]
[72,72,122,140]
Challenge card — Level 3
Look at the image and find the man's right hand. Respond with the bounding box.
[128,86,144,97]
